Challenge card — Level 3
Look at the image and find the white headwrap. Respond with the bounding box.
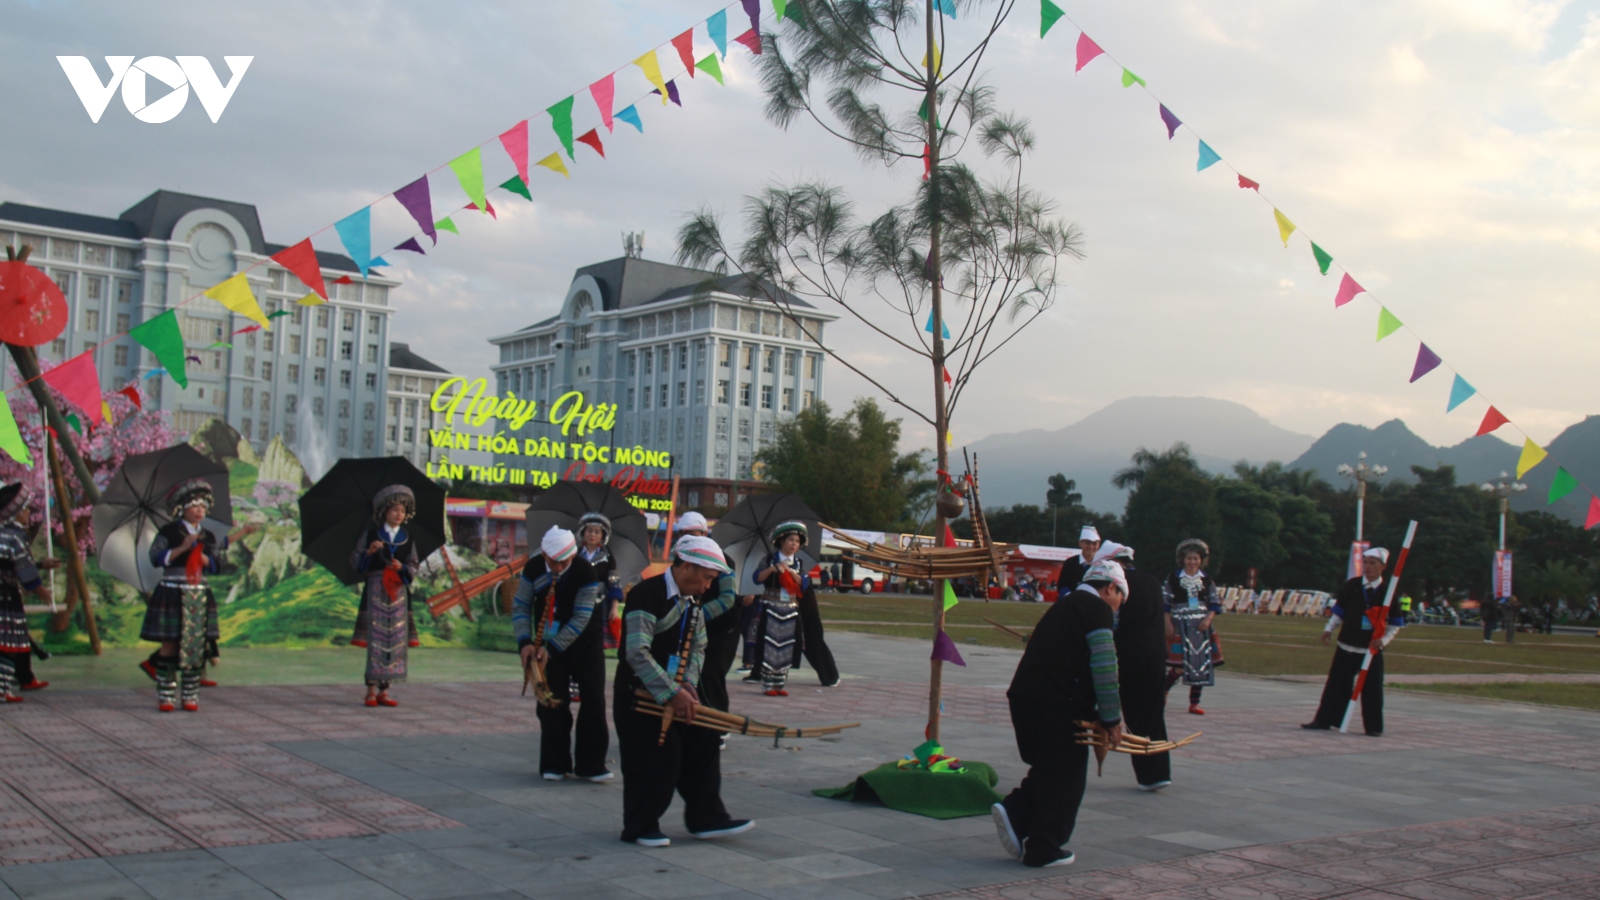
[1092,541,1133,564]
[1363,547,1390,564]
[1079,525,1101,542]
[672,535,731,573]
[541,525,577,563]
[676,511,709,533]
[1082,560,1128,596]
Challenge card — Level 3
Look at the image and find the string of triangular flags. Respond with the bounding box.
[0,0,790,469]
[1040,0,1600,529]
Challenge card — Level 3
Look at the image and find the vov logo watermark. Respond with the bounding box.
[57,56,253,123]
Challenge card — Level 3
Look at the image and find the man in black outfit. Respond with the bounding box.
[1098,543,1171,791]
[676,513,741,713]
[614,536,753,848]
[1303,547,1404,736]
[993,560,1126,868]
[1054,526,1100,596]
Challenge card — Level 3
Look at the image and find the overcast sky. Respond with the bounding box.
[4,0,1597,458]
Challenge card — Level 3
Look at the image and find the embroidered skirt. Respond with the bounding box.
[1167,606,1221,687]
[0,581,29,654]
[357,575,409,685]
[755,595,802,676]
[142,580,218,668]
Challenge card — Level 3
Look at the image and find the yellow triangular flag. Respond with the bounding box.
[1274,209,1296,247]
[921,41,943,78]
[1516,438,1548,479]
[635,51,669,104]
[296,291,325,307]
[203,272,269,328]
[535,152,569,178]
[101,400,113,424]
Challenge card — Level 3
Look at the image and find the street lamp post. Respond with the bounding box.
[1336,452,1389,543]
[1480,472,1528,553]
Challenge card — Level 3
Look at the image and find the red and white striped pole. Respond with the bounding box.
[1340,519,1417,733]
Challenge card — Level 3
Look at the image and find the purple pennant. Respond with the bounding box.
[741,0,760,34]
[1159,105,1182,139]
[1410,343,1442,383]
[931,629,966,667]
[652,80,682,106]
[394,176,436,245]
[394,237,426,255]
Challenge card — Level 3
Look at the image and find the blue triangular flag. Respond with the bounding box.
[708,9,728,58]
[368,256,390,268]
[615,105,643,133]
[1447,374,1476,413]
[924,312,951,340]
[934,0,956,16]
[1197,140,1221,171]
[333,208,374,277]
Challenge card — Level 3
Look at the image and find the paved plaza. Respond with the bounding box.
[2,632,1600,899]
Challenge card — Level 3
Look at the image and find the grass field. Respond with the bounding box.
[816,592,1600,710]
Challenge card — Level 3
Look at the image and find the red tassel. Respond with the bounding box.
[186,542,204,586]
[382,565,404,602]
[779,567,804,596]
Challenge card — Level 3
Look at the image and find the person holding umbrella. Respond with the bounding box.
[143,480,223,713]
[351,486,421,708]
[576,512,625,658]
[752,521,839,695]
[0,483,56,703]
[515,525,610,781]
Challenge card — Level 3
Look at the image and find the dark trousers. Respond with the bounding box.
[739,601,761,667]
[613,692,729,840]
[699,612,741,712]
[796,591,839,685]
[1002,696,1089,867]
[1120,681,1170,786]
[1309,647,1384,734]
[536,642,610,777]
[1483,617,1497,641]
[8,651,32,686]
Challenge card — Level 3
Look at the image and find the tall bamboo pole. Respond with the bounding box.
[48,429,98,654]
[925,0,951,743]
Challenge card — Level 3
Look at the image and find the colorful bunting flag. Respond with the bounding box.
[1159,105,1182,139]
[500,175,532,201]
[206,341,232,350]
[333,275,353,284]
[1586,496,1600,530]
[615,105,643,132]
[775,0,790,20]
[1041,0,1065,37]
[942,366,952,386]
[1409,344,1441,382]
[734,28,762,55]
[535,152,569,178]
[1477,406,1508,436]
[1196,140,1220,171]
[128,309,188,388]
[1447,375,1475,412]
[1375,308,1402,341]
[393,175,436,244]
[1238,174,1260,191]
[100,400,112,426]
[671,28,696,75]
[434,217,459,235]
[921,41,942,78]
[654,80,682,106]
[117,385,142,409]
[369,256,389,268]
[42,352,103,426]
[1274,209,1296,247]
[925,311,950,339]
[1075,32,1103,72]
[296,292,325,307]
[333,208,375,277]
[203,272,270,328]
[0,393,31,467]
[1516,438,1548,479]
[1333,273,1364,307]
[696,54,724,84]
[395,237,426,255]
[1549,467,1579,504]
[741,0,760,34]
[233,324,261,335]
[269,239,328,300]
[1311,242,1333,275]
[449,147,487,211]
[465,201,496,220]
[63,413,81,435]
[500,119,530,182]
[942,580,959,612]
[1121,68,1145,87]
[635,51,669,103]
[931,629,966,666]
[576,128,605,157]
[267,310,291,320]
[548,96,576,158]
[709,9,729,58]
[143,368,165,379]
[932,0,954,17]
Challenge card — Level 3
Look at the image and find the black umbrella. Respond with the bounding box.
[299,457,446,585]
[524,481,650,585]
[93,444,233,593]
[710,493,822,594]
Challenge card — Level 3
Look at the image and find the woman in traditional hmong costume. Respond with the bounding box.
[1162,538,1224,716]
[143,479,222,712]
[0,483,53,703]
[752,521,810,697]
[576,512,624,658]
[351,485,420,707]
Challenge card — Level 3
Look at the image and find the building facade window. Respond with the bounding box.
[659,384,669,407]
[340,369,352,387]
[113,345,128,366]
[342,311,356,331]
[739,383,751,407]
[761,385,773,409]
[716,380,730,404]
[763,350,775,373]
[288,363,300,382]
[782,387,794,411]
[314,367,326,385]
[340,341,353,360]
[286,394,297,413]
[784,352,797,376]
[365,372,377,389]
[82,309,99,330]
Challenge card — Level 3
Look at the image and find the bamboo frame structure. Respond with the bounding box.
[824,526,1012,582]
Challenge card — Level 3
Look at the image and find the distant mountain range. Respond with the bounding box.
[966,397,1598,526]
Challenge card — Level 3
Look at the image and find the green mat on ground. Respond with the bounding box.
[813,760,1002,819]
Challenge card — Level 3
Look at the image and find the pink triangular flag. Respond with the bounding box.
[590,74,615,132]
[734,28,762,55]
[1409,343,1442,382]
[1238,174,1259,191]
[1586,496,1600,530]
[1333,273,1365,308]
[1075,32,1103,72]
[499,120,529,184]
[466,200,497,220]
[42,352,104,426]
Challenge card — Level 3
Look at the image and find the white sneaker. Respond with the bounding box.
[1041,850,1076,867]
[578,771,613,783]
[1138,780,1172,792]
[541,772,565,781]
[991,803,1022,860]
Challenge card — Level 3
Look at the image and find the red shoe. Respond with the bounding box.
[364,696,378,707]
[378,695,398,707]
[409,639,420,648]
[182,701,199,712]
[4,694,22,703]
[139,659,158,681]
[19,679,48,691]
[199,679,218,688]
[1189,705,1205,715]
[351,639,367,648]
[159,701,175,712]
[764,689,789,697]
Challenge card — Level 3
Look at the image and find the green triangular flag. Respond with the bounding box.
[772,0,786,20]
[128,309,189,388]
[0,392,32,467]
[1311,242,1333,275]
[499,175,532,201]
[1376,308,1403,342]
[1120,68,1146,88]
[696,54,724,85]
[548,96,576,159]
[448,148,487,211]
[913,739,942,763]
[1041,0,1065,37]
[63,413,81,435]
[1550,467,1579,504]
[942,580,959,611]
[435,216,459,235]
[267,309,291,320]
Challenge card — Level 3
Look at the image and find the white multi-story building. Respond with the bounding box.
[0,190,402,460]
[488,256,836,509]
[385,342,451,470]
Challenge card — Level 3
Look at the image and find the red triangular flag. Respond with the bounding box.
[41,352,104,426]
[1476,406,1509,436]
[575,128,605,158]
[1586,496,1600,530]
[943,523,957,548]
[734,28,762,55]
[671,28,696,76]
[942,366,952,386]
[118,385,142,410]
[923,143,931,180]
[467,201,498,220]
[233,324,261,335]
[333,275,354,285]
[1238,174,1260,191]
[270,239,329,300]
